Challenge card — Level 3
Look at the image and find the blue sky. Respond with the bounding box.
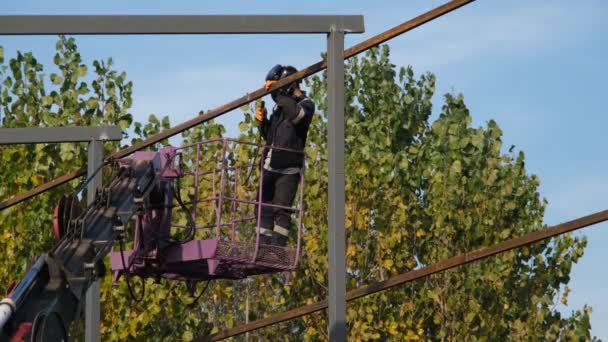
[2,0,607,338]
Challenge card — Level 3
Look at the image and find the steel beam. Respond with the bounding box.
[0,15,364,35]
[0,126,121,144]
[327,27,346,342]
[85,140,104,342]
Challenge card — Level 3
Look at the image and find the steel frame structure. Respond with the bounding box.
[0,14,364,342]
[5,1,604,341]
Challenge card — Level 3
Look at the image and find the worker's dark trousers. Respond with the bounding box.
[259,171,300,240]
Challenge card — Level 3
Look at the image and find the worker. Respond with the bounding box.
[255,64,315,247]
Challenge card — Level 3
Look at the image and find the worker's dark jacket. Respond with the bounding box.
[259,93,315,169]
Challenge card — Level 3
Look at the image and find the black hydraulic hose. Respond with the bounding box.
[170,280,213,309]
[74,158,109,197]
[186,280,212,309]
[172,179,196,243]
[118,217,146,303]
[171,152,196,243]
[118,238,145,302]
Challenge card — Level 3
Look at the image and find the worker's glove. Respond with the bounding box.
[255,102,267,122]
[264,80,278,91]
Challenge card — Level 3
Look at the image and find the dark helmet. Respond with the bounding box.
[265,64,300,84]
[266,64,300,100]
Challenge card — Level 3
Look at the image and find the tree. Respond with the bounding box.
[0,38,597,341]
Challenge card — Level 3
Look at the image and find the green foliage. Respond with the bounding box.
[0,39,598,341]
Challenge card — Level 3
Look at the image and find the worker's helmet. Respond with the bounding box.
[266,64,300,100]
[266,64,300,82]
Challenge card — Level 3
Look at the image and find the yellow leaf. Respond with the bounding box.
[32,174,45,186]
[307,239,318,253]
[388,321,398,335]
[129,319,138,334]
[183,331,194,342]
[415,229,425,237]
[405,329,419,341]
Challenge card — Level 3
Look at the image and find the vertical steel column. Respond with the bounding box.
[85,139,103,342]
[327,27,346,341]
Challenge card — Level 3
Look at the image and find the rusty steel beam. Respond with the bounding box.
[0,0,476,211]
[200,209,608,341]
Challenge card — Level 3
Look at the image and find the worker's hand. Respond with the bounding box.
[264,80,278,91]
[255,103,267,122]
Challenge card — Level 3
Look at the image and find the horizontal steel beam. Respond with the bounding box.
[0,15,364,35]
[0,126,122,144]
